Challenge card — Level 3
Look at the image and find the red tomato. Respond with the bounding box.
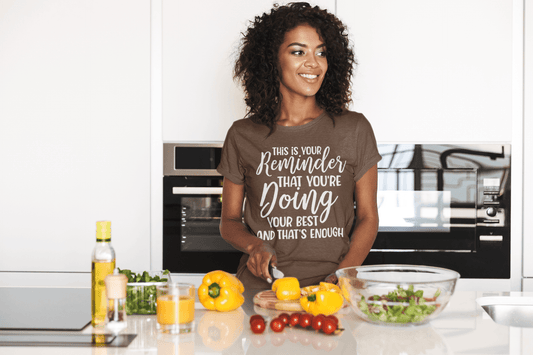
[311,314,325,331]
[325,315,339,326]
[289,313,301,326]
[251,319,266,334]
[321,319,337,335]
[249,314,265,325]
[270,318,285,333]
[278,313,290,325]
[299,313,313,328]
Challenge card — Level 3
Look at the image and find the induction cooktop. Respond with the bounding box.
[0,287,91,331]
[0,334,137,347]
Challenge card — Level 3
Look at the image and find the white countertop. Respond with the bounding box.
[1,290,533,354]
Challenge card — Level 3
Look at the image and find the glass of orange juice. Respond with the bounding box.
[156,283,195,334]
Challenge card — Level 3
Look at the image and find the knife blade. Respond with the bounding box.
[269,265,285,280]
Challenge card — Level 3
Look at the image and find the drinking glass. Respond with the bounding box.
[156,283,195,334]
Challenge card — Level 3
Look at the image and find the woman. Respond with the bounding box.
[217,2,381,289]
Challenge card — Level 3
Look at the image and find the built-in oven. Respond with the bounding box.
[365,144,511,279]
[163,143,511,279]
[163,143,242,274]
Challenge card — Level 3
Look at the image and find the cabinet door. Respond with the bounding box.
[336,0,513,142]
[0,0,151,272]
[162,0,335,142]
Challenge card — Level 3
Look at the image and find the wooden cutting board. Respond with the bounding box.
[253,289,350,312]
[253,290,304,312]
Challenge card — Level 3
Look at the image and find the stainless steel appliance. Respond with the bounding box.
[163,143,242,273]
[366,144,511,278]
[163,143,511,279]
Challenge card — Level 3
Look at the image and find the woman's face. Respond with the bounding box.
[278,24,328,99]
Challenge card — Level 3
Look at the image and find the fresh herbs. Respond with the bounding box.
[358,285,441,324]
[117,269,170,315]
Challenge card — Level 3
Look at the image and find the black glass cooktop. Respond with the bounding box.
[0,287,91,331]
[0,334,137,347]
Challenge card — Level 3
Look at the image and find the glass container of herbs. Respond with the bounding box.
[118,269,171,315]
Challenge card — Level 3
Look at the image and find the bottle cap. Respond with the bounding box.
[105,269,127,299]
[96,221,111,241]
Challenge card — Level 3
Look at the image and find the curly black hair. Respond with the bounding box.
[234,2,356,130]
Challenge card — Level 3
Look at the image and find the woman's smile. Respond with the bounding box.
[300,74,319,79]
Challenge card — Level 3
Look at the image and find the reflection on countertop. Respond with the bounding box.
[1,291,533,354]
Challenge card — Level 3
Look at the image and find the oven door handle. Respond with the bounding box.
[172,187,223,195]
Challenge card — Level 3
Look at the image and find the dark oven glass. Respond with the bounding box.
[163,176,242,273]
[372,168,477,251]
[174,147,221,170]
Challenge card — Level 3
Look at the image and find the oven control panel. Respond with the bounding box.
[479,178,505,227]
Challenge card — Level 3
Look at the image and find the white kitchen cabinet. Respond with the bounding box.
[0,0,151,280]
[522,0,533,281]
[336,0,513,143]
[162,0,335,143]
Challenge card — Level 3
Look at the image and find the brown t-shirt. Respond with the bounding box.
[217,110,382,289]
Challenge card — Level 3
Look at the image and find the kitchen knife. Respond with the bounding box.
[268,265,285,283]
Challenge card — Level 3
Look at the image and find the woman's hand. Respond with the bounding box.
[246,243,277,283]
[324,272,338,285]
[219,178,281,283]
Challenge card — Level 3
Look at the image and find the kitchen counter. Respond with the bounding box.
[1,289,533,354]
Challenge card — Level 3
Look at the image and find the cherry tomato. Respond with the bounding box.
[270,317,285,333]
[278,313,290,325]
[311,314,325,331]
[299,313,313,328]
[325,315,339,326]
[251,319,266,334]
[250,314,265,325]
[321,319,337,335]
[289,313,301,326]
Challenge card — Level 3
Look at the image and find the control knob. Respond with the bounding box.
[486,207,498,217]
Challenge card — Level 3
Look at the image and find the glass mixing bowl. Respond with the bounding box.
[336,264,460,326]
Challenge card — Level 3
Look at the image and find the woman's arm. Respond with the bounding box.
[326,164,379,283]
[219,177,277,282]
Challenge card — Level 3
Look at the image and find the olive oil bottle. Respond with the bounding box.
[91,221,116,327]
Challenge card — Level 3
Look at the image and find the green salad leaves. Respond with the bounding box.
[358,285,440,324]
[118,269,170,315]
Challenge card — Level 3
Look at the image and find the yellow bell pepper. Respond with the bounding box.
[300,290,344,316]
[272,277,301,300]
[319,281,342,293]
[301,282,341,296]
[301,284,320,296]
[198,270,245,312]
